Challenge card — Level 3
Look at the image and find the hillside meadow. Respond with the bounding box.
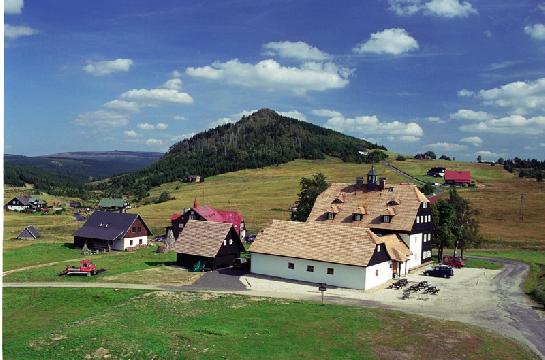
[3,289,536,360]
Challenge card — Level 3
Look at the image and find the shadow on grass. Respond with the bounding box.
[144,261,177,267]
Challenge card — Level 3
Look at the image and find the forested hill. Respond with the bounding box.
[106,108,386,197]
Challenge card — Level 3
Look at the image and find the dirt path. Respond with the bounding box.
[4,258,544,358]
[2,258,85,276]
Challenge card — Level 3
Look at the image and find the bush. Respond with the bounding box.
[395,155,406,161]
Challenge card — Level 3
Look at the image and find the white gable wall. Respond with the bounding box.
[407,233,423,269]
[251,253,392,290]
[111,236,148,251]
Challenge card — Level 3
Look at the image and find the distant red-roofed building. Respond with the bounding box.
[168,201,246,240]
[427,195,440,205]
[444,170,472,186]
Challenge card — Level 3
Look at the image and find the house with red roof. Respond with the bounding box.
[444,170,472,186]
[168,200,246,240]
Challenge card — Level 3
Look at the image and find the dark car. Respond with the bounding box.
[423,265,454,278]
[442,255,465,268]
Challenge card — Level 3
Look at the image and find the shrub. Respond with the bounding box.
[395,155,406,161]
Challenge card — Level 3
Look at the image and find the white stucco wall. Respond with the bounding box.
[251,253,392,290]
[7,205,28,211]
[407,233,423,269]
[111,236,147,251]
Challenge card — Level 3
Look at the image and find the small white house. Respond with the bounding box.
[249,220,411,290]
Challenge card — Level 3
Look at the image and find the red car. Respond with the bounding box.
[442,255,465,268]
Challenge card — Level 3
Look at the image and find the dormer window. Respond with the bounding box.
[327,212,336,220]
[332,194,345,204]
[353,213,363,221]
[382,207,396,223]
[383,215,391,223]
[352,206,367,221]
[326,205,340,220]
[387,196,400,206]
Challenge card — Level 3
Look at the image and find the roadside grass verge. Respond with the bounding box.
[2,290,536,359]
[463,257,503,270]
[3,243,85,271]
[466,249,545,306]
[4,247,176,283]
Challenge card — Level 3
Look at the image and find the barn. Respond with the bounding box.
[74,211,152,251]
[172,220,244,270]
[444,170,472,186]
[250,220,411,290]
[17,225,40,239]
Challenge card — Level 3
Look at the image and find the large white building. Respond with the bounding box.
[250,220,411,290]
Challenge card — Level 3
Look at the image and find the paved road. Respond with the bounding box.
[4,257,544,358]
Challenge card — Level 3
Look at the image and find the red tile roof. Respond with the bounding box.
[171,205,244,235]
[444,170,471,183]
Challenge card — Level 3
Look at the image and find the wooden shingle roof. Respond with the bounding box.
[172,220,234,258]
[375,234,412,262]
[308,183,428,232]
[250,220,382,267]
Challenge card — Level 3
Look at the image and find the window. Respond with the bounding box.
[428,215,431,222]
[130,239,134,246]
[132,226,136,232]
[416,216,420,224]
[383,215,390,223]
[307,265,314,272]
[223,240,227,246]
[137,226,142,232]
[375,269,379,276]
[377,245,380,252]
[139,239,143,245]
[327,268,334,275]
[327,212,335,220]
[288,262,294,269]
[423,202,428,209]
[229,239,233,245]
[353,213,362,221]
[178,223,183,229]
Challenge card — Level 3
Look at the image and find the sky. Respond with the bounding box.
[4,0,545,160]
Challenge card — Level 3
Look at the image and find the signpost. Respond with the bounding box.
[318,283,327,305]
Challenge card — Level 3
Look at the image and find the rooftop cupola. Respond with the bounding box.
[367,166,378,190]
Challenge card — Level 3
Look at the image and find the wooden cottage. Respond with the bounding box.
[5,196,46,212]
[74,211,152,251]
[172,220,244,270]
[98,198,130,213]
[17,225,40,239]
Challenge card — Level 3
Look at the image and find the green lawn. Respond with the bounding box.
[4,247,176,283]
[2,289,536,360]
[3,243,85,271]
[463,257,503,270]
[466,250,545,305]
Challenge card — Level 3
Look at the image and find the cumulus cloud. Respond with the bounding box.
[124,130,138,138]
[278,110,307,122]
[353,28,419,55]
[186,59,351,95]
[209,110,258,128]
[103,99,140,113]
[262,41,330,61]
[137,122,155,130]
[459,115,545,135]
[475,150,500,159]
[474,77,545,114]
[426,116,446,124]
[173,115,185,121]
[5,0,24,14]
[312,109,343,118]
[4,24,38,39]
[388,0,477,18]
[74,110,129,127]
[120,88,193,105]
[450,109,492,121]
[524,24,545,40]
[319,110,423,141]
[156,122,168,130]
[460,136,483,146]
[145,138,163,146]
[399,135,421,142]
[83,58,133,76]
[458,89,474,97]
[425,142,467,152]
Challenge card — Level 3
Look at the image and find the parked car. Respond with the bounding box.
[442,255,465,268]
[423,265,454,278]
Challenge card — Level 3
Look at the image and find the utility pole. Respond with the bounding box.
[519,193,524,222]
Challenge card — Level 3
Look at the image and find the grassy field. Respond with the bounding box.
[3,289,536,360]
[466,250,545,305]
[4,246,176,283]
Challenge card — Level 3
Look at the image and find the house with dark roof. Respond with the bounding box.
[444,170,472,186]
[98,198,130,213]
[250,220,411,290]
[74,211,152,251]
[5,196,47,212]
[169,200,246,239]
[306,168,433,270]
[17,225,40,239]
[172,220,244,270]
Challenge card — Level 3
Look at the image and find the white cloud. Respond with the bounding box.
[124,130,138,138]
[145,138,163,146]
[74,110,129,127]
[312,109,343,118]
[460,115,545,135]
[262,41,331,61]
[425,142,467,151]
[524,24,545,41]
[103,99,140,113]
[353,28,419,55]
[278,110,307,122]
[475,150,500,159]
[388,0,477,18]
[460,136,483,146]
[171,133,195,142]
[475,77,545,114]
[450,109,491,121]
[321,111,424,141]
[186,59,351,95]
[156,122,168,130]
[458,89,474,97]
[426,116,446,124]
[120,88,193,105]
[162,77,182,90]
[137,122,155,130]
[539,3,545,14]
[83,58,133,76]
[5,0,24,14]
[173,115,185,121]
[399,135,421,142]
[209,110,258,128]
[4,24,38,39]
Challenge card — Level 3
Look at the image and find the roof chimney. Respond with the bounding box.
[193,198,199,208]
[379,177,386,190]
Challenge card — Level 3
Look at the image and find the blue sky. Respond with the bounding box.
[4,0,545,160]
